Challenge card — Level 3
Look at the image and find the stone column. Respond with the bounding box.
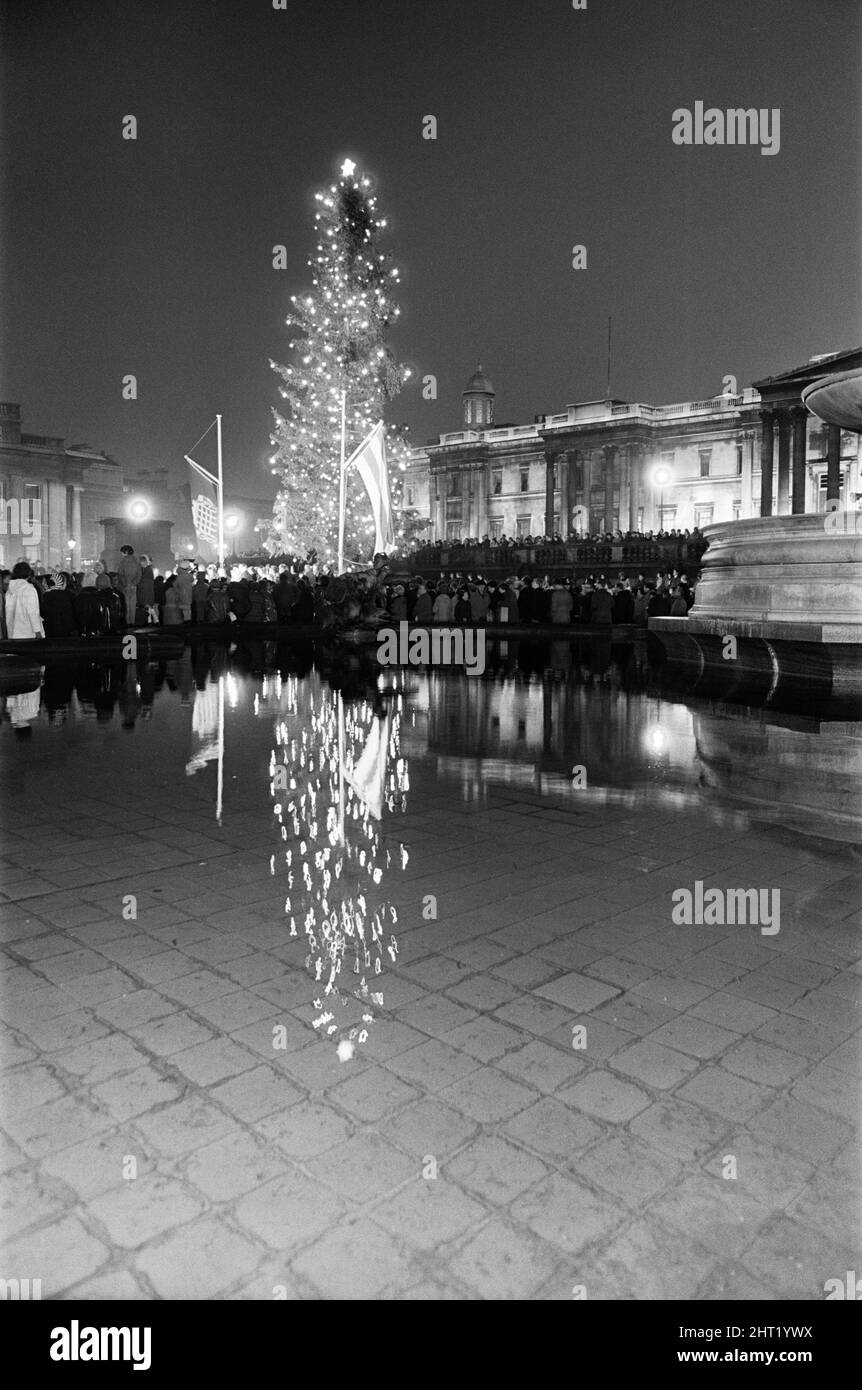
[790,408,808,514]
[564,451,576,537]
[602,445,617,531]
[628,444,644,529]
[776,411,791,514]
[544,452,556,537]
[476,462,488,537]
[583,451,593,531]
[556,454,568,537]
[738,430,754,519]
[826,424,842,504]
[759,409,775,517]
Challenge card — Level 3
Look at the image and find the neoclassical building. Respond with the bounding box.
[0,402,125,569]
[403,348,862,541]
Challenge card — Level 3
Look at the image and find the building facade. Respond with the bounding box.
[0,403,125,569]
[404,350,862,542]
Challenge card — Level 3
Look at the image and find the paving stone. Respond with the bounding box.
[445,1135,549,1205]
[585,1217,718,1299]
[384,1097,479,1160]
[741,1216,856,1299]
[536,972,620,1014]
[356,1018,429,1061]
[0,1062,66,1112]
[629,1098,731,1162]
[753,1096,854,1164]
[501,1096,603,1164]
[41,1130,156,1199]
[90,1173,206,1248]
[255,1101,353,1160]
[576,1134,679,1208]
[307,1130,416,1205]
[399,994,479,1039]
[650,1173,773,1259]
[170,1037,261,1087]
[0,1166,66,1239]
[372,1178,486,1250]
[442,1015,525,1062]
[209,1065,304,1122]
[91,1064,182,1122]
[292,1217,416,1298]
[558,1070,651,1123]
[509,1172,622,1253]
[235,1170,347,1249]
[489,953,561,989]
[62,1270,149,1300]
[689,991,776,1034]
[449,1218,559,1299]
[384,1038,480,1093]
[124,1011,215,1056]
[701,1132,814,1209]
[676,1067,772,1122]
[589,994,679,1036]
[439,1067,537,1123]
[494,1039,585,1094]
[611,1038,699,1090]
[183,1130,289,1202]
[327,1064,420,1122]
[2,1092,112,1158]
[493,995,572,1037]
[645,1014,739,1060]
[791,1062,860,1124]
[58,1035,152,1086]
[0,1214,108,1297]
[96,990,177,1028]
[135,1095,240,1157]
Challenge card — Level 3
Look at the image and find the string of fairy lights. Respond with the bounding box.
[269,674,410,1058]
[269,159,411,563]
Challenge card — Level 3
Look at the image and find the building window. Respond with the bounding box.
[519,467,529,493]
[406,486,414,507]
[553,513,560,534]
[732,502,741,521]
[23,483,42,500]
[659,506,676,529]
[516,515,531,537]
[446,522,462,541]
[694,504,714,528]
[699,449,712,478]
[445,498,462,521]
[447,473,461,497]
[637,507,645,530]
[735,444,743,476]
[491,467,502,495]
[489,518,503,539]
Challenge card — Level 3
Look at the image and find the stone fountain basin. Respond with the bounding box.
[802,366,862,432]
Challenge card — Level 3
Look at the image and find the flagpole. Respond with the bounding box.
[337,691,345,846]
[216,413,225,572]
[337,389,347,574]
[216,674,224,825]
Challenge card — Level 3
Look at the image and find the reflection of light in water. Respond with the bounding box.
[227,674,239,709]
[269,677,409,1059]
[644,725,668,757]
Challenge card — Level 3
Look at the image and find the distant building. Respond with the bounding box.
[123,467,275,564]
[403,350,862,541]
[0,403,125,568]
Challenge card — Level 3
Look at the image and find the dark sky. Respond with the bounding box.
[2,0,860,499]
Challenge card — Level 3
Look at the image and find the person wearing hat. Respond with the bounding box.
[174,558,195,621]
[138,555,156,623]
[389,585,407,621]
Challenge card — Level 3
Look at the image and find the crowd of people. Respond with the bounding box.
[1,542,696,642]
[407,527,705,557]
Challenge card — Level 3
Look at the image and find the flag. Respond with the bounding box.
[346,421,394,554]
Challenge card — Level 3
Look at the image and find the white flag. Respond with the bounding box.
[347,421,394,554]
[344,707,392,821]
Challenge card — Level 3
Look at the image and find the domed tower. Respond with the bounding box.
[462,365,495,428]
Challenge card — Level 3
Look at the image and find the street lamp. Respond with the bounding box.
[651,464,673,531]
[224,512,241,557]
[127,496,151,523]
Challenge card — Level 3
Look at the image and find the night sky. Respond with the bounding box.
[2,0,860,499]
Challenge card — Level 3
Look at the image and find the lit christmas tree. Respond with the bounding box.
[268,158,411,563]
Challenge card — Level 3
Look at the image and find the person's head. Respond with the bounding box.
[139,554,151,566]
[11,561,32,580]
[120,544,134,556]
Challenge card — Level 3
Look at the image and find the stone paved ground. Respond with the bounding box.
[0,776,859,1299]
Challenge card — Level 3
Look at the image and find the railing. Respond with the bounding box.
[21,433,65,448]
[405,537,708,576]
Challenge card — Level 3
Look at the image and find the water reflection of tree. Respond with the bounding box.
[270,673,408,1060]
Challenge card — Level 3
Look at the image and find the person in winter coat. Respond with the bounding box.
[40,573,79,640]
[469,584,489,624]
[94,561,112,590]
[590,584,614,624]
[162,577,182,626]
[669,587,689,617]
[173,561,194,621]
[412,584,433,623]
[192,573,210,623]
[432,587,453,622]
[518,578,534,623]
[632,588,650,625]
[389,585,408,621]
[454,589,472,624]
[549,584,573,624]
[117,545,142,623]
[613,583,635,623]
[138,556,156,620]
[5,562,44,639]
[205,581,230,623]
